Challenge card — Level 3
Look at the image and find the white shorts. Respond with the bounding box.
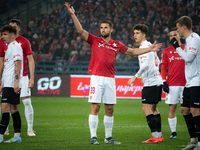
[20,76,31,98]
[88,75,116,104]
[165,86,184,104]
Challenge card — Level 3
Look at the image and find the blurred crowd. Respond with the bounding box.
[18,0,200,64]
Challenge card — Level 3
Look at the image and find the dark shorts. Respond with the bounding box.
[181,86,200,108]
[1,87,20,104]
[142,85,162,104]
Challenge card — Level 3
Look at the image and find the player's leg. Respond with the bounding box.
[166,86,181,139]
[88,75,103,144]
[103,77,120,144]
[0,103,11,143]
[5,104,22,143]
[153,85,163,140]
[168,104,177,139]
[20,76,35,136]
[190,86,200,149]
[89,103,100,144]
[181,87,197,150]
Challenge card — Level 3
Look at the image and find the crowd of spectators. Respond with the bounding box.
[18,0,200,64]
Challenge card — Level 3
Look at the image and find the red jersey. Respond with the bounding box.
[0,40,7,57]
[161,44,186,86]
[87,34,128,78]
[0,36,33,76]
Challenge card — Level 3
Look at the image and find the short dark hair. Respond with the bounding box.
[1,25,17,35]
[9,19,21,27]
[133,24,149,35]
[176,16,192,30]
[169,27,177,33]
[101,20,113,28]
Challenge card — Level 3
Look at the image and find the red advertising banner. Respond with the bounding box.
[70,75,166,99]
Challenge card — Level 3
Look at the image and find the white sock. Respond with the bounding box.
[0,134,3,139]
[152,132,158,138]
[157,132,162,138]
[22,98,34,131]
[168,117,177,133]
[89,114,98,138]
[103,115,113,138]
[191,137,198,143]
[14,133,21,138]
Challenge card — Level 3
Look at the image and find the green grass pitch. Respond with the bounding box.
[0,97,190,150]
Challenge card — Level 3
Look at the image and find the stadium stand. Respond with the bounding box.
[1,0,199,75]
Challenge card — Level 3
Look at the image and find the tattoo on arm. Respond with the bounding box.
[14,60,21,82]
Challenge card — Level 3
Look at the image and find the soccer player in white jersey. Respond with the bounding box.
[64,2,162,145]
[127,24,163,143]
[170,16,200,150]
[0,19,35,136]
[0,25,23,143]
[161,27,186,139]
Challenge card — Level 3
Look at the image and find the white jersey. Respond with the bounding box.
[3,41,23,88]
[135,40,163,87]
[176,32,200,87]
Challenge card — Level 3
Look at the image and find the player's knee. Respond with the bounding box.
[91,104,100,114]
[190,108,200,116]
[180,106,190,115]
[22,98,32,106]
[106,106,114,114]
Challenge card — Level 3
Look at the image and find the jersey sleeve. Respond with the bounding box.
[13,46,23,61]
[161,49,168,65]
[187,40,199,55]
[135,53,149,78]
[0,41,6,57]
[86,33,95,45]
[23,39,33,55]
[118,41,128,54]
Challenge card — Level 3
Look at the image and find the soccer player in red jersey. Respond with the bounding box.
[0,19,36,136]
[161,28,186,139]
[64,2,162,145]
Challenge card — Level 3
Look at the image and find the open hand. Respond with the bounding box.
[64,2,75,15]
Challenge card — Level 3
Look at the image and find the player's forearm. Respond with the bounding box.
[132,47,150,56]
[176,47,195,63]
[71,14,84,34]
[14,60,21,83]
[28,56,35,80]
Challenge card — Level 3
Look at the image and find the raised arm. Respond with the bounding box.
[64,2,89,41]
[124,41,162,56]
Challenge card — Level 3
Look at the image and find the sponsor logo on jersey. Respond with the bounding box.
[98,43,117,51]
[4,58,8,62]
[189,47,196,51]
[13,54,20,58]
[169,56,174,62]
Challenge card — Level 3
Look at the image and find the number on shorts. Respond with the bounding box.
[90,87,95,94]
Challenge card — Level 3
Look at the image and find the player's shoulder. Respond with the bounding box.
[16,35,30,43]
[163,45,173,52]
[140,40,151,48]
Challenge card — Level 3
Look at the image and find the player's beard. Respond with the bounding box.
[101,33,110,38]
